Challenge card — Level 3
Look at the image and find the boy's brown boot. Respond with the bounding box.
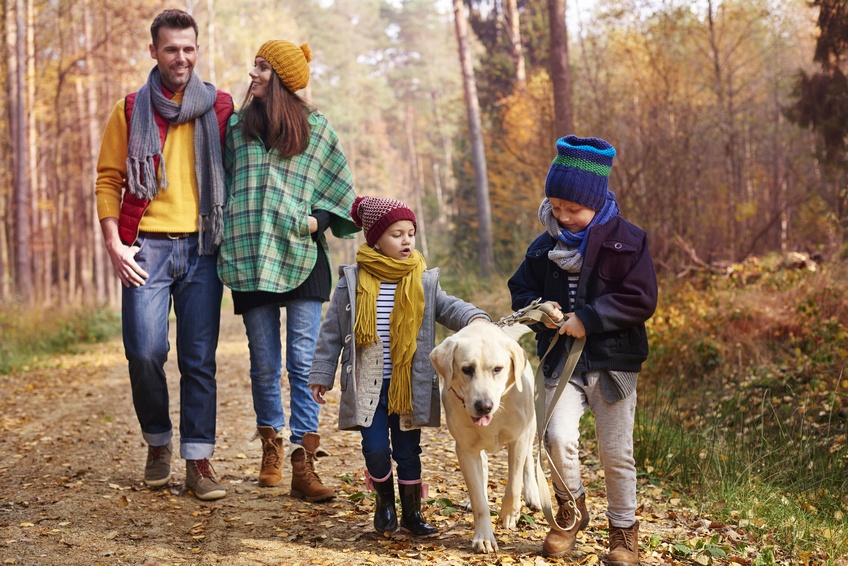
[607,521,640,565]
[542,493,590,557]
[290,432,335,502]
[256,426,284,487]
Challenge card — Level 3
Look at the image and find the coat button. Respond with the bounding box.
[346,365,352,374]
[345,303,351,311]
[614,242,623,249]
[344,334,352,343]
[553,272,559,278]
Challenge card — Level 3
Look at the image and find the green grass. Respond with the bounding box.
[0,304,121,375]
[634,256,848,564]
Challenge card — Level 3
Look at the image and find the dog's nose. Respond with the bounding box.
[474,399,493,415]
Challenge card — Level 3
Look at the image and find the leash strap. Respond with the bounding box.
[497,299,585,532]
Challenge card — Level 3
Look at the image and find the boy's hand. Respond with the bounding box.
[558,313,586,339]
[541,301,564,328]
[310,384,327,405]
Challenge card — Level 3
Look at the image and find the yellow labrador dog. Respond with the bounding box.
[430,321,541,554]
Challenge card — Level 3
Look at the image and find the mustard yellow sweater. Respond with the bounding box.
[95,92,199,233]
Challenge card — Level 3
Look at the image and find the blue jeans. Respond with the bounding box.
[242,299,322,444]
[122,234,223,461]
[360,379,422,482]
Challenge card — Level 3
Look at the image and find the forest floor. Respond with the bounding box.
[0,310,792,566]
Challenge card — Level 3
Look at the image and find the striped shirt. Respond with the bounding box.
[567,271,579,311]
[376,282,398,379]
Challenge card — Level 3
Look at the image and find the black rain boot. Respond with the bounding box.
[398,481,438,537]
[371,473,398,533]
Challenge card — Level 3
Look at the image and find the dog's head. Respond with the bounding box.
[430,321,527,426]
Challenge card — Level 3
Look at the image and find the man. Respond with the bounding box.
[95,9,234,501]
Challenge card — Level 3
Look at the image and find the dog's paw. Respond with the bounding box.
[471,534,499,554]
[499,509,520,530]
[524,493,542,512]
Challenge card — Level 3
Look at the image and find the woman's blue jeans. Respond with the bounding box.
[122,234,223,461]
[360,379,422,482]
[242,299,322,444]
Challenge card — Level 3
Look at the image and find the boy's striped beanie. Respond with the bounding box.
[544,135,616,211]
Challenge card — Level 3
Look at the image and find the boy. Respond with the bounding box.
[508,136,657,565]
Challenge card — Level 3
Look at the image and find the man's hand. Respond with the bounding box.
[100,218,149,288]
[107,241,149,287]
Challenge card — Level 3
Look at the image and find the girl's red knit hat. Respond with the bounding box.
[351,196,417,247]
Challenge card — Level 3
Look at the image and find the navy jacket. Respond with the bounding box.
[508,215,658,376]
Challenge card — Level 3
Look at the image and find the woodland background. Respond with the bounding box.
[1,0,847,305]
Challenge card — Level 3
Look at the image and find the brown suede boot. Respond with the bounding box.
[542,493,590,557]
[290,432,335,502]
[607,521,640,566]
[256,426,284,487]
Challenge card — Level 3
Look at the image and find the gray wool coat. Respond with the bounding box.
[309,264,489,431]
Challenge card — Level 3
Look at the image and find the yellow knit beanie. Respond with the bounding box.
[255,40,312,93]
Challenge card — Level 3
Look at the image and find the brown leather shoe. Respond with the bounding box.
[542,493,590,557]
[256,426,284,487]
[290,432,335,502]
[607,521,640,565]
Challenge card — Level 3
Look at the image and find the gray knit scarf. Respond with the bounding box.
[539,199,584,273]
[126,66,225,255]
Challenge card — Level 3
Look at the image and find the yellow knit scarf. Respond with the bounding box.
[354,244,426,415]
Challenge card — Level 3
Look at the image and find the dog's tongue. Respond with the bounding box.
[472,415,492,426]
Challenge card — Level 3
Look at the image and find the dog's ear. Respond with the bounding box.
[430,335,458,390]
[505,338,527,393]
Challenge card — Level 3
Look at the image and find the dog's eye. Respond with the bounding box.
[461,366,475,376]
[493,366,503,374]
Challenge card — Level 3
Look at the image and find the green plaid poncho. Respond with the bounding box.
[217,111,359,293]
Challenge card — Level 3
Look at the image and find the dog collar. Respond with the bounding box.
[449,386,465,408]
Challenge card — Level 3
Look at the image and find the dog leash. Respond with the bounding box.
[497,299,586,532]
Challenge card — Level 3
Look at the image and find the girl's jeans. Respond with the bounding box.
[360,379,422,481]
[544,370,637,528]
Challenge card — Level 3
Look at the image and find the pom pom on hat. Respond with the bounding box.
[545,135,616,211]
[255,40,312,93]
[351,196,417,247]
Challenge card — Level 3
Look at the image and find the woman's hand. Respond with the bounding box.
[308,215,318,233]
[310,384,327,404]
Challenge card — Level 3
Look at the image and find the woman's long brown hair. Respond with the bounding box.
[238,71,313,157]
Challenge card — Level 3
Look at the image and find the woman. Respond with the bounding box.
[218,39,359,500]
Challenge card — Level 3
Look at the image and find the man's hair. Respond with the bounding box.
[150,9,199,46]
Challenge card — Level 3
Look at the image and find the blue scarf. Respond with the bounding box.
[542,192,620,256]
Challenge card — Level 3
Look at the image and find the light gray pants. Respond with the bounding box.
[544,370,637,527]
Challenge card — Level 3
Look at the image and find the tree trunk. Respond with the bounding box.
[84,0,106,302]
[707,0,740,260]
[13,0,32,302]
[205,0,216,84]
[548,0,573,139]
[505,0,526,85]
[404,102,428,258]
[431,88,455,224]
[2,0,14,300]
[452,0,494,277]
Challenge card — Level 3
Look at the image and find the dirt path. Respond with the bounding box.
[1,309,720,565]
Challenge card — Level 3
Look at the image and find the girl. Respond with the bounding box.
[309,196,490,536]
